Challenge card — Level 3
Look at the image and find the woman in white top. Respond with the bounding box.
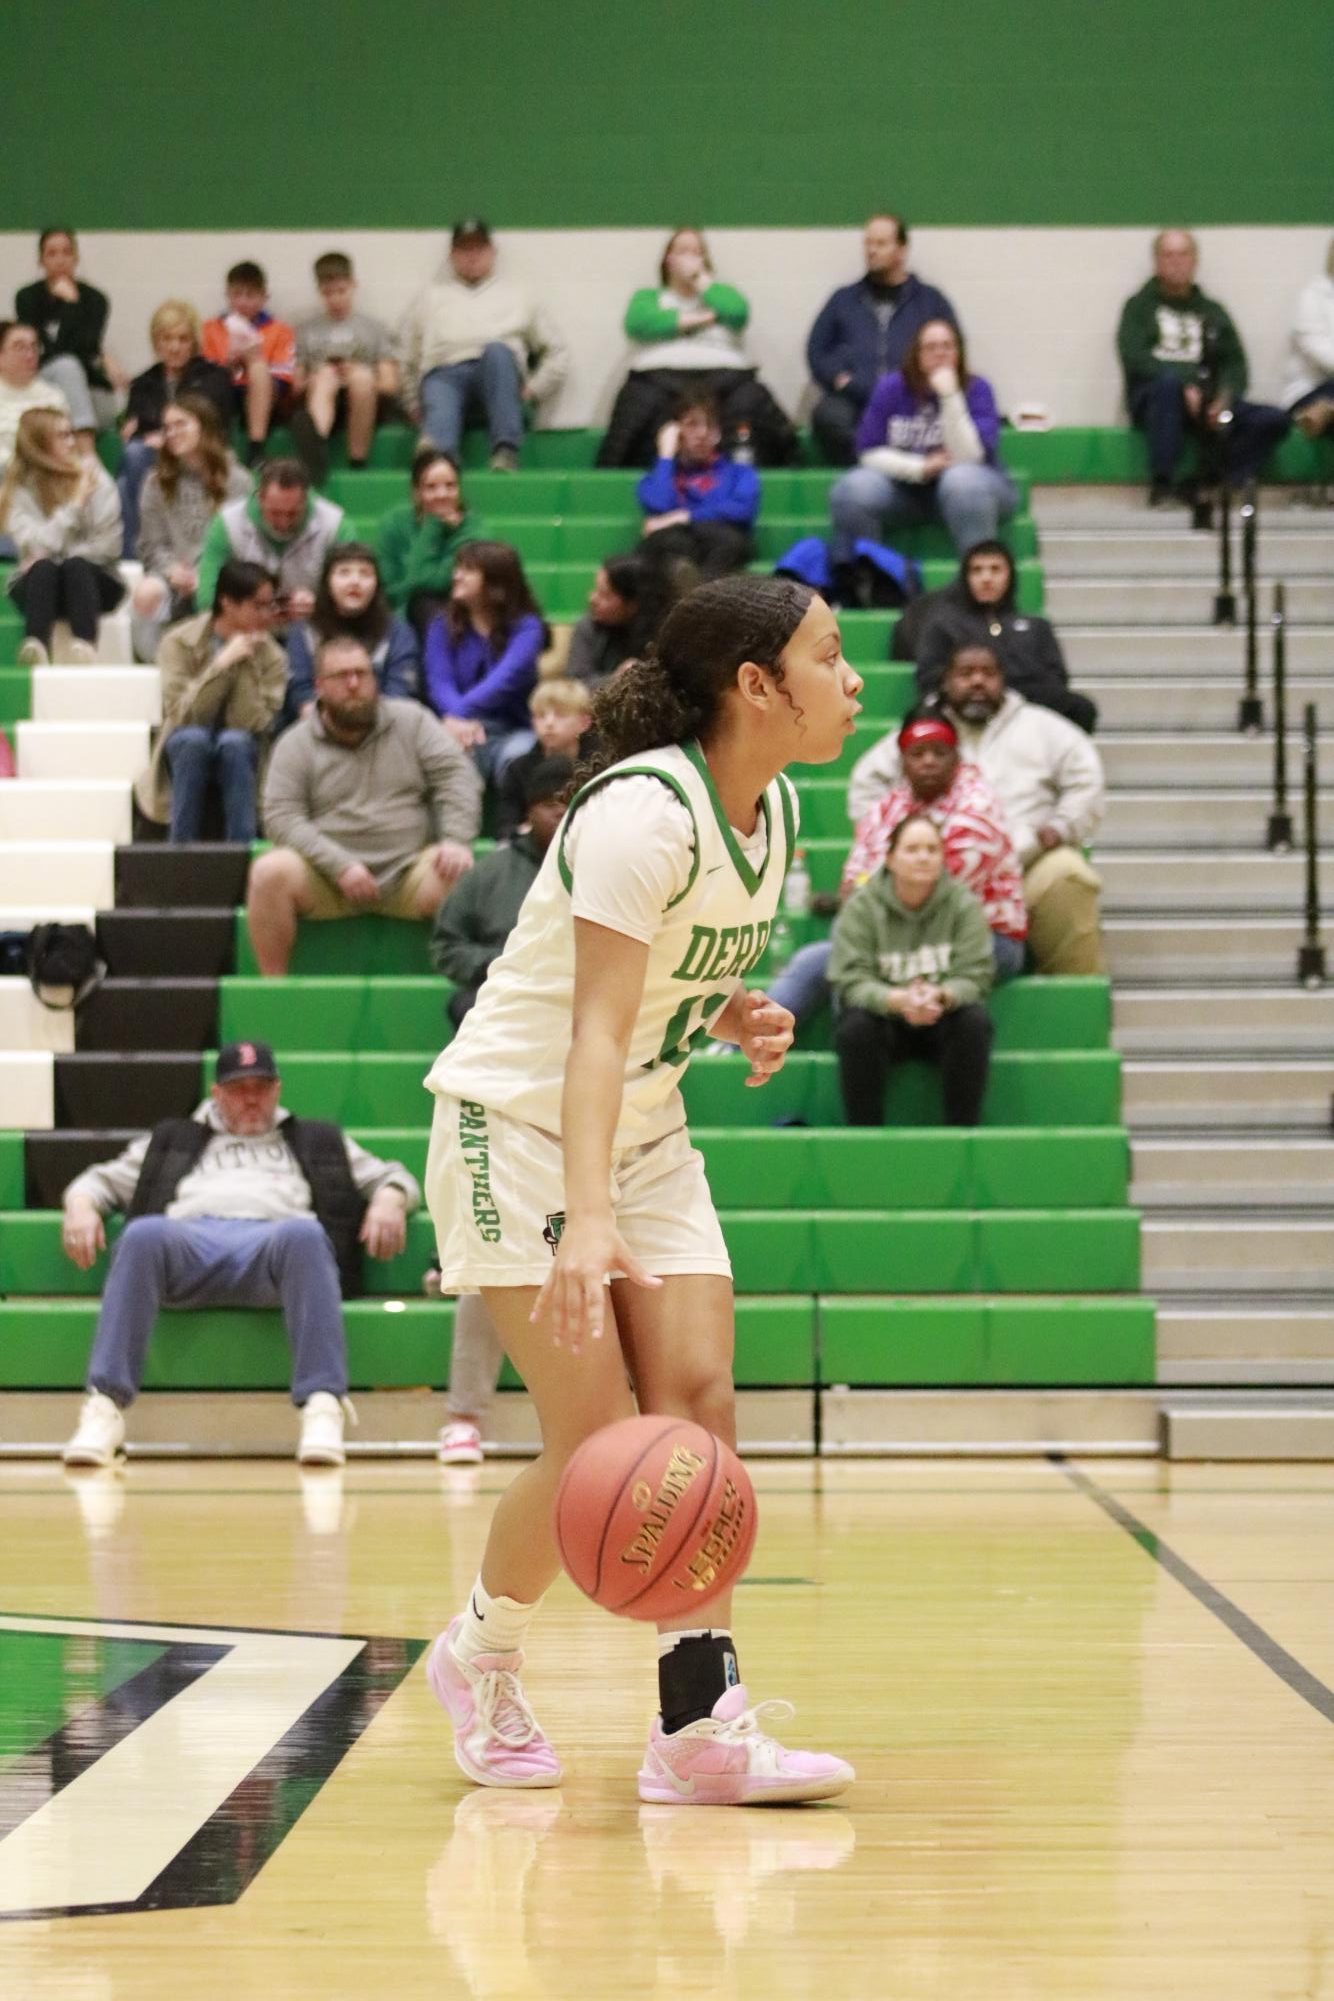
[421,574,861,1805]
[0,406,123,665]
[1285,236,1334,439]
[596,227,797,468]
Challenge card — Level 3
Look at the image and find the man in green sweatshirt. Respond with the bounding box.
[1116,230,1288,504]
[196,459,348,620]
[828,813,995,1126]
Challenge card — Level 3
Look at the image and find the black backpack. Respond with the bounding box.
[27,922,105,1011]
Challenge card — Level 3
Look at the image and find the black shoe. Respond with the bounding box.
[1148,477,1174,508]
[289,408,330,487]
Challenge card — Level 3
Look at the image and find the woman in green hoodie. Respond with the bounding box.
[828,811,994,1126]
[376,446,484,636]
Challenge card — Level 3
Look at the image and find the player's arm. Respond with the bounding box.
[533,918,662,1352]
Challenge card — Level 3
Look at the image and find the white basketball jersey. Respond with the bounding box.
[425,741,797,1147]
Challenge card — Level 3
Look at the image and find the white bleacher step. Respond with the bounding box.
[1157,1302,1334,1375]
[1061,624,1334,675]
[0,842,114,907]
[16,719,150,782]
[1121,1057,1334,1131]
[1105,917,1314,983]
[0,977,75,1054]
[1032,484,1334,530]
[1045,577,1334,626]
[1142,1215,1334,1292]
[1099,790,1330,849]
[1083,677,1334,733]
[31,665,161,724]
[1098,850,1311,913]
[44,607,134,666]
[1115,986,1334,1054]
[1162,1391,1334,1459]
[0,1050,55,1129]
[0,780,131,844]
[1098,732,1332,788]
[1132,1137,1334,1208]
[1040,528,1334,578]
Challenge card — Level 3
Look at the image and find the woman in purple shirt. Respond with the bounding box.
[829,320,1017,563]
[423,540,548,780]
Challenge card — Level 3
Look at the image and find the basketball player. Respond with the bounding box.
[423,576,859,1804]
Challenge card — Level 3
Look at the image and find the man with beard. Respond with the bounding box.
[850,645,1107,975]
[247,631,482,974]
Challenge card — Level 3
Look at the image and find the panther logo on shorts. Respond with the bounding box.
[543,1212,566,1254]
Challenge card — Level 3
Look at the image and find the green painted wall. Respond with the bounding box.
[8,0,1330,229]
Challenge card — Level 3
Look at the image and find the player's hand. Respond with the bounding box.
[62,1201,105,1270]
[735,990,794,1087]
[531,1215,661,1355]
[360,1186,408,1260]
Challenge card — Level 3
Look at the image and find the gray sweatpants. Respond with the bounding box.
[447,1293,505,1421]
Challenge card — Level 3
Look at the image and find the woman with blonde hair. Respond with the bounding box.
[118,300,235,554]
[596,226,796,468]
[131,393,250,661]
[0,406,123,664]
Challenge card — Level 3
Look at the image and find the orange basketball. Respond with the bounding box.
[553,1415,758,1621]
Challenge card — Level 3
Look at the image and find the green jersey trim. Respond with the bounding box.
[681,740,777,899]
[556,764,701,911]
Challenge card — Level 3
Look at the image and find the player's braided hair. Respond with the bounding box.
[577,574,814,786]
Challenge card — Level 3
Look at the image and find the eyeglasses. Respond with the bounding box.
[319,667,373,686]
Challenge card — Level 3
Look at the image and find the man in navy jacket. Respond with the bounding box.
[807,215,959,465]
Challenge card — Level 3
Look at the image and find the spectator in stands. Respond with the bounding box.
[59,1039,421,1470]
[1285,237,1334,439]
[400,220,568,472]
[635,395,760,581]
[376,447,484,637]
[0,408,123,666]
[129,396,251,662]
[495,679,593,838]
[284,542,419,722]
[119,302,235,557]
[16,229,125,448]
[564,553,671,686]
[0,324,68,550]
[596,227,798,468]
[807,214,960,466]
[134,559,285,843]
[901,539,1097,733]
[290,252,399,484]
[202,261,297,467]
[431,752,573,1023]
[247,632,482,975]
[196,459,346,628]
[1117,230,1289,505]
[422,541,547,779]
[829,320,1016,568]
[850,644,1107,974]
[829,813,994,1127]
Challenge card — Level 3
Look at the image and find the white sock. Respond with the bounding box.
[453,1575,540,1664]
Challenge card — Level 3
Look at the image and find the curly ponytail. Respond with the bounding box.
[577,575,814,787]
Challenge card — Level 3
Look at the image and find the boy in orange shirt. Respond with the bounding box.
[202,261,295,466]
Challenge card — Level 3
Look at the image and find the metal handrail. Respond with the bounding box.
[1213,475,1236,625]
[1237,495,1262,731]
[1297,703,1326,987]
[1266,583,1293,849]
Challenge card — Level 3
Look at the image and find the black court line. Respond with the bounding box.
[1051,1455,1334,1731]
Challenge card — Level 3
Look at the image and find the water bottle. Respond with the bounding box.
[768,915,795,968]
[731,423,755,467]
[783,847,812,918]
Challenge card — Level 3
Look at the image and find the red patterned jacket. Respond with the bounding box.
[842,763,1029,940]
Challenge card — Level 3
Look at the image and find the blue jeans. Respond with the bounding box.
[768,930,1026,1027]
[117,438,159,558]
[86,1215,349,1408]
[1129,373,1291,486]
[164,725,259,842]
[829,461,1018,562]
[420,344,524,457]
[473,722,537,784]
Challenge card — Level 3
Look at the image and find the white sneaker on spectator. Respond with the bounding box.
[63,1390,125,1468]
[67,639,98,664]
[489,447,520,473]
[298,1392,355,1467]
[439,1420,484,1466]
[17,638,49,667]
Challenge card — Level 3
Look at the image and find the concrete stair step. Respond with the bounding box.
[1142,1215,1334,1291]
[1105,917,1315,982]
[1122,1057,1334,1129]
[1161,1391,1334,1459]
[1084,677,1334,732]
[0,780,131,844]
[1042,528,1334,578]
[1033,485,1334,529]
[1157,1302,1334,1374]
[1045,577,1334,625]
[30,666,161,724]
[1099,791,1318,848]
[1098,850,1312,912]
[1132,1136,1334,1206]
[1115,987,1334,1054]
[16,720,150,783]
[0,841,115,907]
[1061,624,1334,674]
[0,1050,54,1128]
[1097,731,1331,786]
[0,977,75,1055]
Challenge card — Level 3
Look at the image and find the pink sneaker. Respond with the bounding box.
[438,1420,484,1466]
[425,1616,563,1789]
[638,1685,853,1806]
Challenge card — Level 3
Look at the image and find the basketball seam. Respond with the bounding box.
[590,1418,685,1603]
[619,1427,722,1616]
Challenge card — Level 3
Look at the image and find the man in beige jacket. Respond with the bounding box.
[398,220,568,470]
[135,558,287,841]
